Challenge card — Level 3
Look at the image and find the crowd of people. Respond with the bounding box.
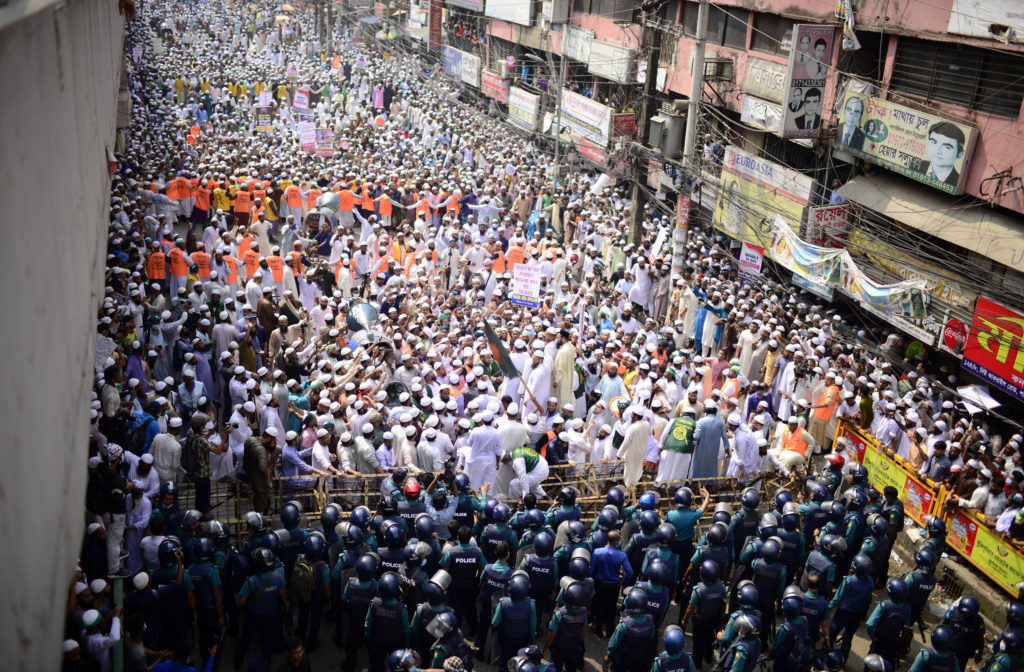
[67,1,1024,671]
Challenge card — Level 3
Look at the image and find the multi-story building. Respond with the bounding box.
[386,0,1024,404]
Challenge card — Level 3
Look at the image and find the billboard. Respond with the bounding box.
[441,46,463,79]
[428,0,443,49]
[835,90,977,195]
[781,25,835,139]
[807,204,849,247]
[962,296,1024,402]
[612,113,635,137]
[713,146,815,246]
[462,51,481,88]
[560,90,612,147]
[508,87,540,130]
[563,25,593,63]
[588,40,635,84]
[481,71,509,103]
[741,95,782,134]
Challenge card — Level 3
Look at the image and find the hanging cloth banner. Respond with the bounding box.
[766,214,928,318]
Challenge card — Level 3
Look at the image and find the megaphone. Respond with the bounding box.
[346,302,378,333]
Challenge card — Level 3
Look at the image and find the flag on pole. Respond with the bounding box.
[484,322,521,380]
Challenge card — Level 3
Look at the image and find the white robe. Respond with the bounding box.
[617,419,651,487]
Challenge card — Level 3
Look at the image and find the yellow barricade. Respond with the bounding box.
[835,420,1024,597]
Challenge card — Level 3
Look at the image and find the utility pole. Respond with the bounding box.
[546,49,566,186]
[630,16,660,245]
[676,0,709,261]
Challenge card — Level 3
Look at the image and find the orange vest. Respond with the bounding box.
[813,385,841,421]
[782,427,810,456]
[405,249,438,278]
[145,252,166,280]
[234,190,252,214]
[287,251,305,277]
[306,189,322,213]
[194,187,211,211]
[416,196,430,217]
[267,256,285,283]
[192,251,211,278]
[223,256,239,283]
[285,185,302,208]
[239,235,254,257]
[507,246,525,271]
[175,177,190,200]
[166,180,180,200]
[379,195,393,216]
[243,249,261,277]
[168,248,187,277]
[492,248,506,274]
[447,191,460,213]
[360,187,375,212]
[338,189,355,212]
[253,188,267,206]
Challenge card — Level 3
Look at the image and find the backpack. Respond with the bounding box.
[125,417,155,454]
[181,433,201,480]
[291,559,323,602]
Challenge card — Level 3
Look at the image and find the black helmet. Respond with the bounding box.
[303,532,326,560]
[158,538,181,566]
[624,587,647,613]
[567,520,586,543]
[706,522,728,547]
[380,494,398,515]
[606,486,626,509]
[597,506,619,532]
[930,625,953,651]
[862,654,892,672]
[563,582,586,608]
[673,487,693,507]
[194,537,214,561]
[533,531,554,557]
[740,487,759,510]
[699,559,721,583]
[761,538,782,562]
[758,514,778,539]
[356,553,378,581]
[737,581,759,610]
[509,571,531,600]
[556,486,577,506]
[851,553,873,578]
[378,572,401,600]
[639,510,660,534]
[656,523,676,546]
[280,501,301,529]
[250,546,275,573]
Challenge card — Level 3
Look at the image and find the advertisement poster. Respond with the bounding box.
[255,107,274,132]
[480,71,509,103]
[560,90,612,148]
[331,55,341,72]
[298,122,316,151]
[508,87,540,131]
[781,25,835,139]
[676,195,690,231]
[835,423,869,464]
[292,88,310,110]
[461,51,481,88]
[510,264,541,308]
[315,129,334,157]
[588,40,635,84]
[946,509,1024,595]
[941,317,968,358]
[738,243,764,277]
[612,113,636,137]
[713,146,815,246]
[962,296,1024,402]
[441,46,463,79]
[860,437,933,526]
[835,90,977,195]
[428,0,443,49]
[807,204,849,247]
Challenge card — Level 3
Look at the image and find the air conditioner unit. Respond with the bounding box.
[498,61,514,79]
[660,99,687,115]
[661,110,686,159]
[648,114,669,151]
[704,57,734,82]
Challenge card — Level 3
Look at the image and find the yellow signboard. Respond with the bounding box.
[944,506,1024,597]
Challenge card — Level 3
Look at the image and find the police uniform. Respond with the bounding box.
[440,542,485,636]
[688,578,726,667]
[492,594,537,669]
[234,569,286,666]
[608,613,656,672]
[340,578,377,672]
[866,599,911,663]
[549,604,588,672]
[365,595,410,672]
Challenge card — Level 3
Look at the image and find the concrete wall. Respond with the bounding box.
[0,0,123,667]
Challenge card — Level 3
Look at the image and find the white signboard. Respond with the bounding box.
[258,90,273,106]
[948,0,1024,43]
[739,243,765,277]
[511,263,542,308]
[560,90,612,147]
[587,40,635,84]
[485,0,533,26]
[508,87,540,130]
[461,51,481,88]
[292,88,310,110]
[741,96,783,133]
[563,25,594,63]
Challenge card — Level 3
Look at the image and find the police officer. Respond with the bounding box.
[277,500,307,576]
[728,488,761,565]
[921,515,948,558]
[801,574,828,647]
[151,539,196,651]
[858,514,891,588]
[666,486,711,566]
[519,531,558,626]
[719,582,761,651]
[904,548,938,634]
[187,537,223,664]
[452,473,485,532]
[474,540,514,654]
[826,553,874,658]
[777,503,806,586]
[797,483,831,556]
[865,577,912,666]
[751,538,788,646]
[294,532,330,652]
[880,486,905,580]
[905,625,961,672]
[398,479,428,528]
[717,613,762,672]
[838,491,867,577]
[636,558,673,626]
[492,571,537,670]
[821,453,845,499]
[378,520,409,577]
[803,534,844,597]
[341,554,378,672]
[366,572,411,672]
[941,594,986,671]
[544,582,588,672]
[481,503,519,563]
[553,521,591,580]
[650,625,695,672]
[411,571,454,662]
[996,601,1024,653]
[547,487,582,528]
[681,560,726,669]
[679,522,727,607]
[624,511,661,580]
[427,610,474,670]
[769,592,811,672]
[980,630,1023,672]
[730,514,776,612]
[234,546,288,669]
[605,587,656,672]
[440,525,486,637]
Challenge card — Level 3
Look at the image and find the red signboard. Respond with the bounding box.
[576,138,608,166]
[942,317,968,358]
[428,0,443,49]
[676,195,690,231]
[374,2,385,18]
[480,71,509,104]
[612,112,636,137]
[961,296,1024,402]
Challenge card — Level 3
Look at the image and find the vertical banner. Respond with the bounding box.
[258,90,273,106]
[298,122,316,151]
[676,194,690,230]
[331,55,341,73]
[315,128,334,156]
[255,107,274,132]
[781,25,835,139]
[428,0,443,49]
[510,264,542,308]
[738,243,764,277]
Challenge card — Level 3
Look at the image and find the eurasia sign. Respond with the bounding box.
[962,296,1024,402]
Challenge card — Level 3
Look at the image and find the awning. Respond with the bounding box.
[837,174,1024,271]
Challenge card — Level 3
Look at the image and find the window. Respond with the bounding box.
[574,0,588,13]
[751,13,795,55]
[658,0,679,24]
[891,37,1024,118]
[705,4,748,50]
[681,1,699,37]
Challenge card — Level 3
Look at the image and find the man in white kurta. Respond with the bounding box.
[725,415,760,481]
[552,333,577,410]
[466,413,502,490]
[617,407,651,489]
[525,350,551,418]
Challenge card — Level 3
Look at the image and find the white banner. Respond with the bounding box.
[739,243,765,277]
[510,263,541,308]
[292,88,310,110]
[461,51,481,88]
[508,87,540,130]
[560,90,612,147]
[588,40,635,84]
[563,25,594,63]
